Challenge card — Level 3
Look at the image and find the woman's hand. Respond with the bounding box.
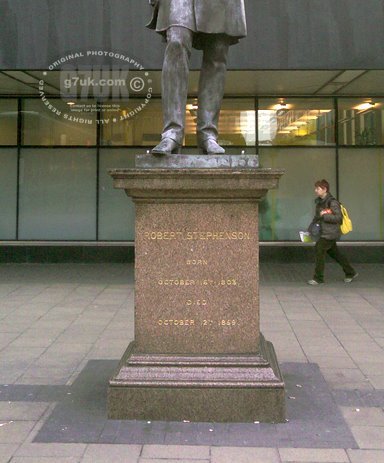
[320,208,332,216]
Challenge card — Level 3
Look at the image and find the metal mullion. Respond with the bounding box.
[255,96,259,152]
[335,97,340,199]
[96,101,101,241]
[16,98,22,240]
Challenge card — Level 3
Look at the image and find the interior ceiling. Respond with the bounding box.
[1,70,384,97]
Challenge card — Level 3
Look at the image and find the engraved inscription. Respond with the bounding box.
[143,223,253,339]
[219,319,238,326]
[157,279,195,286]
[203,319,238,327]
[157,279,238,286]
[158,319,195,326]
[144,231,251,240]
[186,299,208,306]
[157,319,238,327]
[186,259,208,266]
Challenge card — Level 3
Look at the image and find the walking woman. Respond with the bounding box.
[307,179,358,285]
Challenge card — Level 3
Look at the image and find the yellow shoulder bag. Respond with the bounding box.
[340,204,353,234]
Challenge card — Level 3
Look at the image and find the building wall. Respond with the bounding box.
[1,96,384,245]
[1,0,384,70]
[1,0,384,262]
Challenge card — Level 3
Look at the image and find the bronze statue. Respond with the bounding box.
[147,0,247,155]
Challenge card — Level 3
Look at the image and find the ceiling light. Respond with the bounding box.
[355,102,375,111]
[273,103,289,110]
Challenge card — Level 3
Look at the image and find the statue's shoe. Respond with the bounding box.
[198,138,225,155]
[151,138,181,156]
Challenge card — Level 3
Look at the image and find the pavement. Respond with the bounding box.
[0,262,384,463]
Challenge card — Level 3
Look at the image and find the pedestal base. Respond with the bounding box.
[108,334,285,423]
[108,159,286,423]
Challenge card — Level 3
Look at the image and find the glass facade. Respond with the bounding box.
[100,98,256,147]
[0,99,18,145]
[338,99,384,145]
[0,96,383,242]
[0,149,18,239]
[101,100,163,146]
[18,149,97,240]
[258,98,335,146]
[186,99,256,147]
[98,149,136,240]
[338,148,384,240]
[258,148,336,241]
[23,99,97,146]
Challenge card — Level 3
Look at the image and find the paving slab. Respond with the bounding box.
[211,447,280,463]
[350,425,384,449]
[332,389,384,408]
[320,369,373,391]
[81,444,141,462]
[0,444,18,463]
[0,402,49,421]
[9,458,80,463]
[0,262,383,458]
[347,449,384,462]
[278,448,349,462]
[141,444,209,459]
[139,460,209,463]
[0,420,37,444]
[340,407,384,426]
[367,375,384,389]
[15,443,87,457]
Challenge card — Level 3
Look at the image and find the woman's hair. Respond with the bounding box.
[315,179,330,192]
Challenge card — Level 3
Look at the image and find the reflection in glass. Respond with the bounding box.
[259,148,336,240]
[101,99,255,146]
[339,148,384,239]
[18,149,97,239]
[101,99,163,146]
[338,99,384,145]
[258,99,335,146]
[0,149,18,239]
[0,99,18,145]
[185,99,255,146]
[23,99,97,145]
[99,149,139,240]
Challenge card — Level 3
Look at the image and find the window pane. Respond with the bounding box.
[23,99,97,145]
[19,149,97,240]
[99,148,142,240]
[101,98,255,147]
[0,99,18,145]
[258,98,335,146]
[258,148,336,240]
[339,148,384,239]
[185,99,255,147]
[338,99,384,145]
[101,99,162,146]
[0,149,17,239]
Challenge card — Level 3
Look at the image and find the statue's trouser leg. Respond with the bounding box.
[161,26,193,145]
[197,35,230,143]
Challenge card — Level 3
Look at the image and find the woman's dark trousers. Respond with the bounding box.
[314,238,355,283]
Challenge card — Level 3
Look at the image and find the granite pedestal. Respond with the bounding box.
[108,154,285,422]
